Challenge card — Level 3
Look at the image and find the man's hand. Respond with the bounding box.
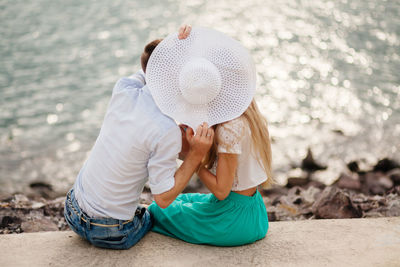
[186,122,214,159]
[178,24,192,40]
[178,124,190,160]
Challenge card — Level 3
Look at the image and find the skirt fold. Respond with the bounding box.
[148,191,269,246]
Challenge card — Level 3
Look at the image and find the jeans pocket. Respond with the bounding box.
[90,233,128,250]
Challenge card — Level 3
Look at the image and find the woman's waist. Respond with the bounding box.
[232,186,257,196]
[220,189,264,205]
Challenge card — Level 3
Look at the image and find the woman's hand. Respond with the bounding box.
[153,122,213,209]
[186,122,214,159]
[178,24,192,39]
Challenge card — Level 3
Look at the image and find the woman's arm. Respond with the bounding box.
[197,153,238,200]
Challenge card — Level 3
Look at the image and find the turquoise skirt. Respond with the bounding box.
[148,191,269,246]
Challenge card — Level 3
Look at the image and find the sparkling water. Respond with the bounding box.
[1,0,399,193]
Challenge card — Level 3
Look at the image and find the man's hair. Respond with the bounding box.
[141,39,163,73]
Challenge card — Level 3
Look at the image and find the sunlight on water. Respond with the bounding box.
[0,0,399,191]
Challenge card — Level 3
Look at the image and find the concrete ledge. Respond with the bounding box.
[1,217,399,267]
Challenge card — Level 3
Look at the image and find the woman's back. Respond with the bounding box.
[215,116,268,191]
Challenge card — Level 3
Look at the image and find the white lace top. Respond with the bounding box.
[213,116,268,191]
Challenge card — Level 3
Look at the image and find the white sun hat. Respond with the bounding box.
[146,26,256,130]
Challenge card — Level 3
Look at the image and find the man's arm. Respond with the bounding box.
[153,123,214,208]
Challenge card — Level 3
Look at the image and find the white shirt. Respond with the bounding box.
[74,71,181,220]
[215,116,267,190]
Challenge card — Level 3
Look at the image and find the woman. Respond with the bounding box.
[146,25,272,246]
[148,98,272,246]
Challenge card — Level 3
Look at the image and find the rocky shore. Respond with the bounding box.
[1,155,399,234]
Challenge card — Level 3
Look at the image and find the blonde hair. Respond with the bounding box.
[202,99,274,187]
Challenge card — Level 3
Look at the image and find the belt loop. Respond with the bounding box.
[118,221,123,230]
[78,212,84,225]
[86,216,91,230]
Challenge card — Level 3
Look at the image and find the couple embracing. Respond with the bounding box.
[64,25,273,249]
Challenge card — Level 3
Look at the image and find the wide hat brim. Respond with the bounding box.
[146,27,256,130]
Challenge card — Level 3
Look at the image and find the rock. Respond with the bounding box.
[277,203,299,216]
[286,187,303,205]
[268,186,320,220]
[362,172,393,195]
[261,186,288,196]
[387,168,400,185]
[30,182,52,191]
[301,148,327,172]
[47,196,66,206]
[267,211,277,222]
[378,175,394,189]
[336,173,361,191]
[373,158,400,173]
[362,211,385,218]
[266,187,305,220]
[388,185,400,195]
[43,197,65,218]
[260,186,288,202]
[13,194,30,208]
[286,178,309,188]
[384,194,400,217]
[285,168,310,188]
[300,186,322,205]
[347,161,360,173]
[356,192,400,218]
[21,218,58,233]
[303,180,326,190]
[285,166,327,189]
[29,182,57,199]
[1,216,22,228]
[312,187,362,219]
[0,193,13,202]
[352,194,386,212]
[31,201,46,209]
[0,194,69,234]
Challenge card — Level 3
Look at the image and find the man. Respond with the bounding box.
[64,25,213,249]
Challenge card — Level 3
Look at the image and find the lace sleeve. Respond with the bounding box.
[216,117,245,154]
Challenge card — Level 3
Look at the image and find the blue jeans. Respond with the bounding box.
[64,188,152,249]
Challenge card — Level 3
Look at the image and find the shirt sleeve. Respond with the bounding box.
[217,117,245,154]
[112,70,146,94]
[147,126,182,195]
[127,70,146,86]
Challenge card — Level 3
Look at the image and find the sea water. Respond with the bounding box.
[0,0,399,192]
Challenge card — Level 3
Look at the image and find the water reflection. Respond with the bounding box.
[0,0,399,191]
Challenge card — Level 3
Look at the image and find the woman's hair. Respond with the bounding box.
[141,39,163,73]
[201,99,274,187]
